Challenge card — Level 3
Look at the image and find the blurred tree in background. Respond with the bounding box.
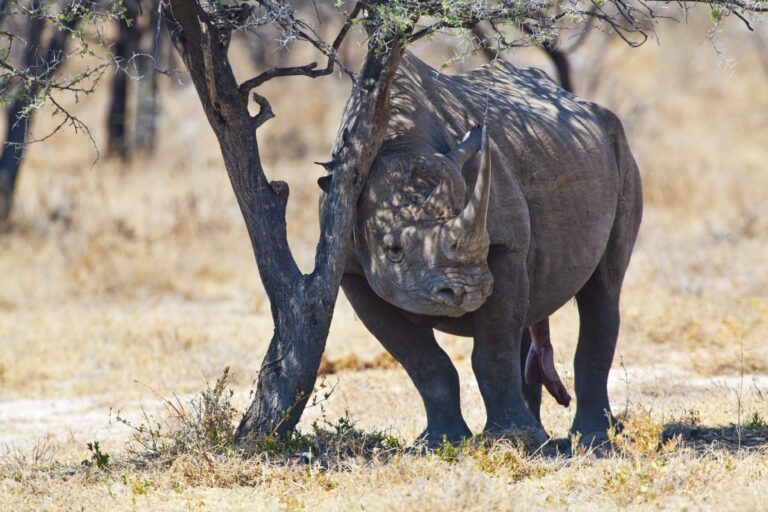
[0,0,111,225]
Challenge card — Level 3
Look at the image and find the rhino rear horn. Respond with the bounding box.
[446,125,484,169]
[443,126,491,254]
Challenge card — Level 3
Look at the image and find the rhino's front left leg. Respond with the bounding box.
[342,274,472,445]
[472,248,546,444]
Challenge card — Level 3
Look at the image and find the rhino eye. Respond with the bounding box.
[386,245,404,263]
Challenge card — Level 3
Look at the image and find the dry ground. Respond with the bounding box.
[1,14,768,511]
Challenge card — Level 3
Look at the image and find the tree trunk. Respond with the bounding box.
[162,0,402,441]
[542,44,574,93]
[134,1,161,154]
[0,99,29,225]
[107,1,141,159]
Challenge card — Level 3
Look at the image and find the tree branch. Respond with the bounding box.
[239,0,361,97]
[239,61,322,94]
[251,92,275,129]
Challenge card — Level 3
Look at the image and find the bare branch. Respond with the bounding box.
[239,0,361,97]
[732,9,755,30]
[239,61,322,94]
[408,21,449,43]
[560,6,599,54]
[45,95,100,166]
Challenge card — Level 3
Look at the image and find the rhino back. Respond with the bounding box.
[388,54,625,320]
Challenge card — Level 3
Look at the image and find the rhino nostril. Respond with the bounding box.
[435,286,464,304]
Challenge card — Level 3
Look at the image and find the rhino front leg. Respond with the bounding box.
[342,274,472,445]
[471,249,546,444]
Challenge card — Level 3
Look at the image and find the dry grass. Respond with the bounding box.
[1,13,768,511]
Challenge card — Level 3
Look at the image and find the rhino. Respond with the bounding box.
[319,54,642,445]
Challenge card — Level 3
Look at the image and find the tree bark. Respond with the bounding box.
[162,0,402,440]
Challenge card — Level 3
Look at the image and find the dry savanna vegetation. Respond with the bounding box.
[1,11,768,511]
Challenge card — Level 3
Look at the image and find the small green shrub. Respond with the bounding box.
[86,441,110,470]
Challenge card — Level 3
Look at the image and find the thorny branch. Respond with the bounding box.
[0,0,125,158]
[239,2,360,98]
[402,0,766,50]
[239,1,361,134]
[3,0,767,148]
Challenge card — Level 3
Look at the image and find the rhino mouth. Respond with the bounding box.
[421,271,494,315]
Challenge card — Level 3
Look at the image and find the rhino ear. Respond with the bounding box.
[446,125,484,169]
[317,175,332,193]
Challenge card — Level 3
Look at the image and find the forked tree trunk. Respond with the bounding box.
[0,8,42,225]
[162,0,402,440]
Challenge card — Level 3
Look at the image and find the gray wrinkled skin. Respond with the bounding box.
[322,54,643,446]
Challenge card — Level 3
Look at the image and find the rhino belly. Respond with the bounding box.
[524,169,619,324]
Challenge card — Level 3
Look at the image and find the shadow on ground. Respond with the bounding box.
[663,422,768,452]
[541,422,768,458]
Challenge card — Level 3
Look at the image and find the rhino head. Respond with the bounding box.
[322,126,494,317]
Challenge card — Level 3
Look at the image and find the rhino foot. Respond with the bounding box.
[483,424,549,451]
[579,430,611,447]
[415,423,473,448]
[564,430,616,458]
[570,416,623,456]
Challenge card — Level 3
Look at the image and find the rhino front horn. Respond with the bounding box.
[443,126,491,255]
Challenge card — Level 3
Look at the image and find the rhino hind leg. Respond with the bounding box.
[341,274,472,446]
[571,269,621,446]
[571,129,642,446]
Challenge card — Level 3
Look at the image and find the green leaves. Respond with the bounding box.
[710,5,727,21]
[86,441,110,470]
